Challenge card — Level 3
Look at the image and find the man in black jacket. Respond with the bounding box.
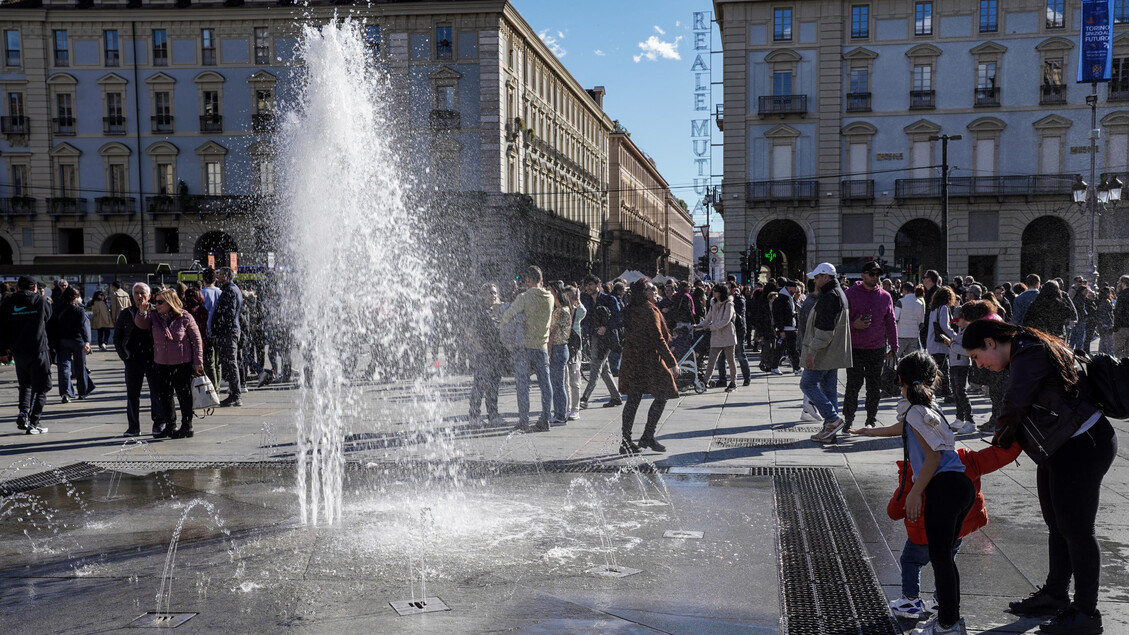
[0,277,52,434]
[1113,275,1129,357]
[211,267,244,406]
[114,282,161,437]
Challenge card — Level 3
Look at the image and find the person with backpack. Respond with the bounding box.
[962,319,1116,634]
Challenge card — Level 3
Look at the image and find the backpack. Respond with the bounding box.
[591,304,612,329]
[1075,352,1129,420]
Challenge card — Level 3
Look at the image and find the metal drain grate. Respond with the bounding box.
[775,468,897,635]
[0,462,103,496]
[713,437,804,448]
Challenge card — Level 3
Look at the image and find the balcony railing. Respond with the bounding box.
[845,92,872,112]
[758,94,808,117]
[187,195,250,215]
[429,109,460,129]
[0,196,36,216]
[841,179,875,203]
[47,197,85,216]
[910,89,935,109]
[1,115,29,134]
[95,196,136,216]
[199,114,222,133]
[252,113,274,133]
[975,86,1000,106]
[747,179,819,203]
[53,116,75,135]
[151,115,174,134]
[1040,83,1067,105]
[895,174,1079,199]
[103,115,126,134]
[1109,84,1129,101]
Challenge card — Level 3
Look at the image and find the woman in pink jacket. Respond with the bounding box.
[135,288,204,439]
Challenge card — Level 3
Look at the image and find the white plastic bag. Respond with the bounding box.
[191,375,221,411]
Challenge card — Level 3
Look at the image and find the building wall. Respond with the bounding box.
[606,131,679,277]
[715,0,1129,287]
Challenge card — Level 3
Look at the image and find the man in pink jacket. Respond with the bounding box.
[842,260,898,431]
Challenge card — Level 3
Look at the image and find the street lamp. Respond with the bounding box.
[1073,173,1122,283]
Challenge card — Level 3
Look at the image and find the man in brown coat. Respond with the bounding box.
[617,279,679,455]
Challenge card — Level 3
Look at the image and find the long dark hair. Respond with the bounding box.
[962,319,1078,390]
[712,283,729,302]
[897,351,941,406]
[1037,279,1063,301]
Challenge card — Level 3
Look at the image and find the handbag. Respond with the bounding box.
[191,375,221,412]
[932,308,948,344]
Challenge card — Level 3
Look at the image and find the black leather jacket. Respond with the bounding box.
[995,336,1099,463]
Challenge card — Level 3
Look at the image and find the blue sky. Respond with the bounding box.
[511,0,722,231]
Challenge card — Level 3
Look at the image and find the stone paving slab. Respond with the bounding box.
[1,352,1128,634]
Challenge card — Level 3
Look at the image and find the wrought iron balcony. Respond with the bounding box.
[895,178,942,198]
[199,114,222,133]
[103,115,126,134]
[845,92,872,112]
[184,194,251,215]
[1040,83,1067,105]
[895,174,1079,199]
[429,109,460,129]
[145,195,180,215]
[53,116,75,135]
[0,196,37,216]
[841,179,875,203]
[151,115,174,134]
[95,196,136,216]
[747,179,819,204]
[1,115,29,134]
[46,197,84,216]
[252,113,275,133]
[757,94,808,117]
[975,86,1000,106]
[910,90,935,109]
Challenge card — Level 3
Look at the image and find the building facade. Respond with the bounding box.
[605,130,694,279]
[0,0,646,284]
[715,0,1129,287]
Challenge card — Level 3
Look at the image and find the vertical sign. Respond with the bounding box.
[1078,0,1114,82]
[207,254,215,269]
[690,11,711,221]
[229,252,238,274]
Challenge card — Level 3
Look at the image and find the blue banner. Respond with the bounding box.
[1078,0,1114,82]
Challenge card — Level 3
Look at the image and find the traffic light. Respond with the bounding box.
[697,254,710,274]
[738,249,750,276]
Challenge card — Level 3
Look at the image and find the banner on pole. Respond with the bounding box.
[1078,0,1113,83]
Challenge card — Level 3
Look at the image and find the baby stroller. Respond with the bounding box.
[669,327,708,394]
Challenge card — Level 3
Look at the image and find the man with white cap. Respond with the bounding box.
[799,263,853,443]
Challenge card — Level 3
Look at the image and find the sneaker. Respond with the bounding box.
[122,430,140,437]
[533,419,551,432]
[811,417,845,443]
[725,382,736,392]
[579,400,588,410]
[219,397,243,408]
[98,344,107,352]
[794,369,803,375]
[800,409,821,421]
[602,399,623,408]
[1039,605,1103,634]
[743,377,751,386]
[956,420,977,435]
[911,615,966,634]
[923,597,939,614]
[549,418,567,426]
[25,423,46,435]
[16,413,28,431]
[566,410,580,421]
[60,395,71,404]
[889,595,927,619]
[770,368,783,375]
[979,417,998,433]
[1009,586,1070,616]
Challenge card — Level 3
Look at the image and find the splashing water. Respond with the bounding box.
[277,20,443,525]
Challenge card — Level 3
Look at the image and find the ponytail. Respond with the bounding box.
[962,319,1078,389]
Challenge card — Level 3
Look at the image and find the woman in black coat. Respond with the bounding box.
[55,287,93,402]
[1022,280,1077,340]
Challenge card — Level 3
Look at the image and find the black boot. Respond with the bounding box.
[636,405,666,452]
[619,437,640,455]
[170,418,194,439]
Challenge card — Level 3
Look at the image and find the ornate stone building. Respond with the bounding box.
[715,0,1129,287]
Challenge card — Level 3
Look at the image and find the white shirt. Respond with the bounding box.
[894,295,925,338]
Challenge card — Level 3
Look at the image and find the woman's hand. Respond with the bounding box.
[193,364,205,376]
[669,366,678,380]
[904,491,923,522]
[83,343,91,355]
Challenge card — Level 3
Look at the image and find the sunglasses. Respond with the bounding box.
[152,299,166,306]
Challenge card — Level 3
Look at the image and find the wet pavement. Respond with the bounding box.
[0,352,1127,633]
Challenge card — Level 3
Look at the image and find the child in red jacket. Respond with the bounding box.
[884,442,1021,620]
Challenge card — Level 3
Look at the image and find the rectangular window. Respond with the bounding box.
[1046,0,1065,28]
[1118,0,1129,24]
[58,164,77,197]
[10,165,28,196]
[1113,58,1129,97]
[436,26,453,60]
[849,69,868,94]
[980,0,998,32]
[54,30,69,67]
[105,92,124,133]
[205,161,223,195]
[203,90,219,116]
[255,89,272,114]
[157,163,174,195]
[774,8,793,41]
[254,27,270,64]
[5,30,20,66]
[55,93,74,134]
[255,159,274,196]
[436,85,455,110]
[851,6,869,38]
[365,24,380,51]
[772,71,793,96]
[8,92,23,117]
[201,29,216,65]
[153,91,172,132]
[977,62,997,89]
[915,2,933,35]
[153,29,168,66]
[104,30,119,67]
[109,164,126,196]
[913,65,933,91]
[1043,59,1063,85]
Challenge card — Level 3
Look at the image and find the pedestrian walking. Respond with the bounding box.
[579,275,623,409]
[717,279,752,386]
[803,263,854,444]
[115,282,161,437]
[1112,275,1129,357]
[0,276,52,434]
[501,266,555,431]
[894,282,926,357]
[547,281,572,425]
[696,283,738,392]
[618,278,678,455]
[211,267,244,407]
[1022,280,1076,341]
[88,290,114,351]
[926,286,958,401]
[134,288,205,439]
[467,283,503,425]
[842,260,898,430]
[768,279,802,374]
[199,268,222,388]
[55,287,94,403]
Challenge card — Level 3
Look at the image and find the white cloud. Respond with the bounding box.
[633,34,683,63]
[654,25,666,35]
[594,49,606,56]
[675,20,681,27]
[537,29,567,58]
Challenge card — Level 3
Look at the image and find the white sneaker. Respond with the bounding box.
[923,596,939,614]
[566,410,580,421]
[800,409,820,421]
[911,615,966,635]
[770,368,783,375]
[956,420,977,434]
[889,595,927,619]
[810,417,845,443]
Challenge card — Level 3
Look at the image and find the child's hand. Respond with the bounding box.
[855,427,881,436]
[905,491,923,522]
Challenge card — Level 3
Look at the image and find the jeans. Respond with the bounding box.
[581,337,619,404]
[900,538,963,598]
[15,352,51,422]
[1068,321,1088,351]
[923,470,975,627]
[57,339,91,398]
[514,348,551,425]
[96,328,111,346]
[1037,417,1117,613]
[717,339,751,383]
[898,337,921,357]
[949,365,971,421]
[156,362,195,427]
[203,338,221,389]
[549,344,569,421]
[843,347,885,424]
[468,351,500,418]
[800,368,839,422]
[124,358,160,433]
[216,334,242,398]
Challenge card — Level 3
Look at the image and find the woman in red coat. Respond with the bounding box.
[617,278,679,455]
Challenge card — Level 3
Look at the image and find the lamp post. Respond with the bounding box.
[701,185,718,280]
[928,133,961,280]
[1073,172,1122,285]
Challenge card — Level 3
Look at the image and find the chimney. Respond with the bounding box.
[586,86,606,109]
